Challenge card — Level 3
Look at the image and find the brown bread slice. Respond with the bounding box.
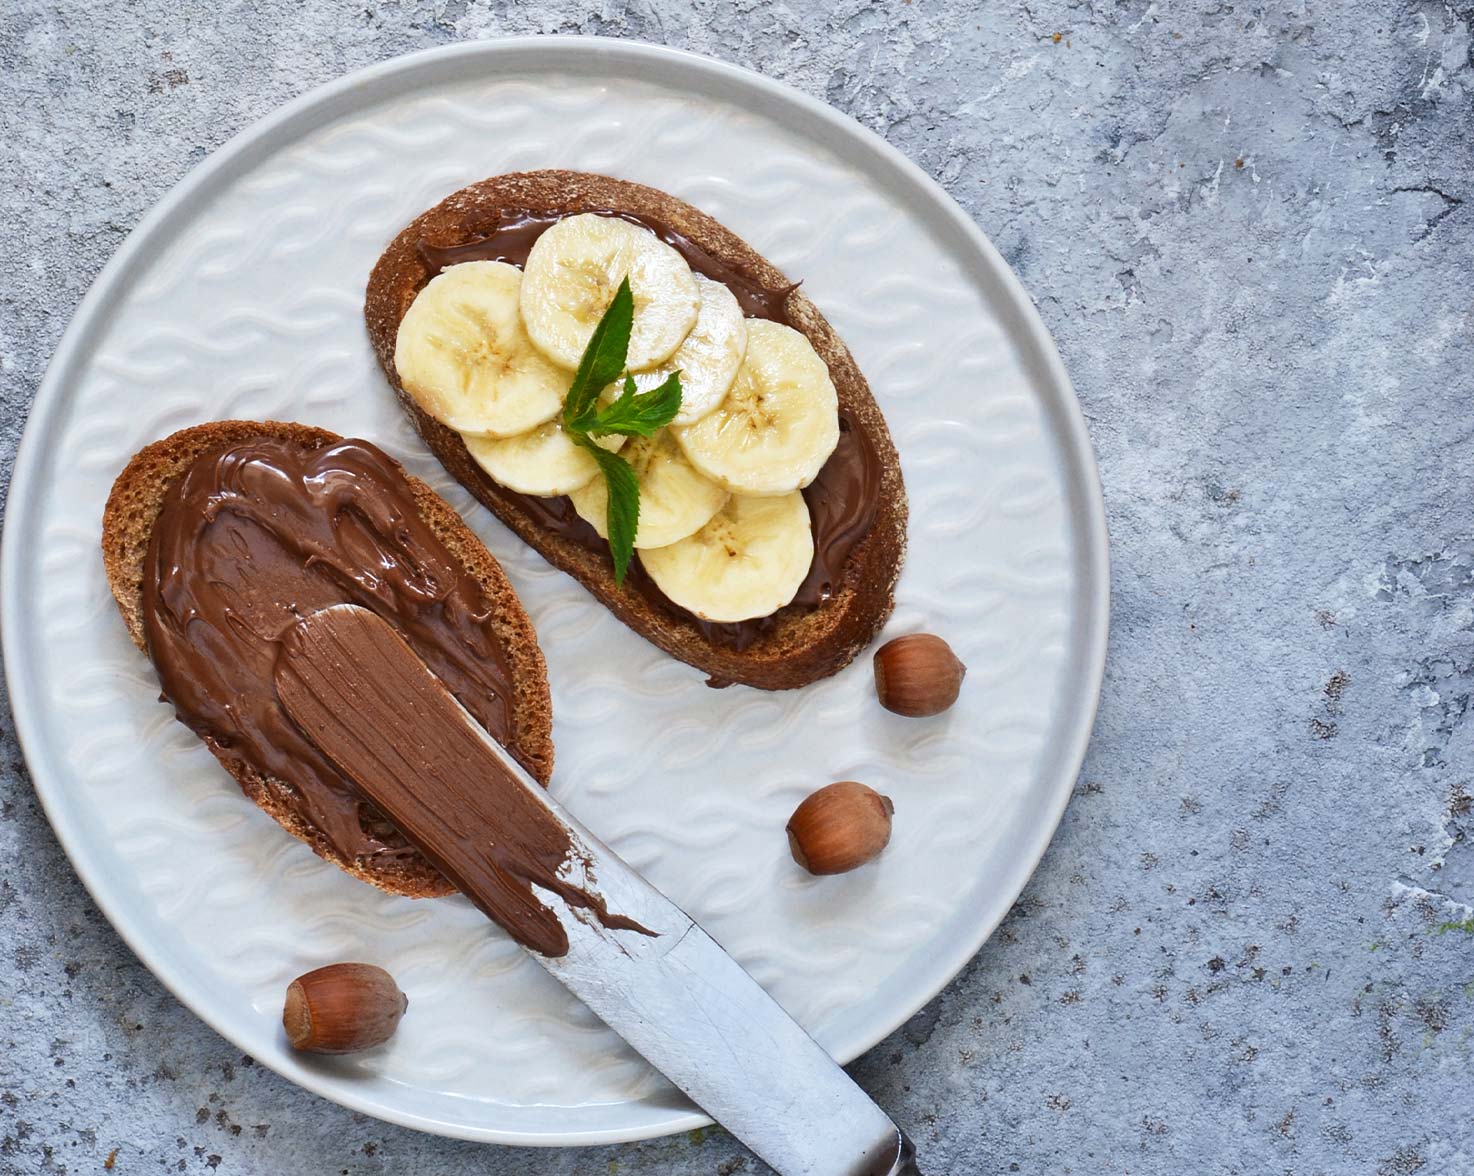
[365,170,907,690]
[101,420,553,899]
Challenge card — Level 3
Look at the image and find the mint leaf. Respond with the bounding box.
[576,439,640,585]
[563,277,634,430]
[557,276,674,587]
[588,372,683,439]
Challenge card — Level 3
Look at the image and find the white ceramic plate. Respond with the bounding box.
[1,39,1108,1146]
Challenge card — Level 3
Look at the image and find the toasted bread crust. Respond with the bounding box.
[101,420,553,899]
[365,170,906,690]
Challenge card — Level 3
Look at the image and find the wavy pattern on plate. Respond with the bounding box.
[15,69,1081,1133]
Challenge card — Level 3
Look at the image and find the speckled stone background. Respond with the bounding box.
[2,2,1471,1174]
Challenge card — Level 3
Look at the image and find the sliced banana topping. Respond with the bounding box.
[639,492,814,622]
[673,320,839,496]
[464,419,625,498]
[569,429,728,550]
[623,274,747,426]
[394,261,568,438]
[521,213,700,370]
[404,227,843,625]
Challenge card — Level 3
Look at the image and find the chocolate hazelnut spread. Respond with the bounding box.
[142,436,520,864]
[416,209,884,646]
[275,604,650,957]
[417,209,800,324]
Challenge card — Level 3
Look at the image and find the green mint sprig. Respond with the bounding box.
[561,277,683,585]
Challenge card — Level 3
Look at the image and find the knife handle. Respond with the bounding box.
[879,1131,923,1175]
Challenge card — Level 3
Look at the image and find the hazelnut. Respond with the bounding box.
[873,633,966,716]
[787,781,894,875]
[283,963,407,1054]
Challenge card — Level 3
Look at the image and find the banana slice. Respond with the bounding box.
[673,320,839,496]
[569,429,728,550]
[394,261,568,438]
[464,420,625,498]
[521,214,700,370]
[623,274,747,426]
[639,492,814,622]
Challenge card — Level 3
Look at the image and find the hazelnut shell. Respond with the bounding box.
[873,633,966,717]
[787,781,895,875]
[283,962,407,1054]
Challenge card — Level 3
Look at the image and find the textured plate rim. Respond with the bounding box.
[0,37,1109,1148]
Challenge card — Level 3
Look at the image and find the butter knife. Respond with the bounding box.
[274,603,921,1176]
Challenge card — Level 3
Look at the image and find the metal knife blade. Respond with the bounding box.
[274,604,919,1176]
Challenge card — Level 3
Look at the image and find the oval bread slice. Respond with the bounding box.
[366,170,907,691]
[101,420,553,898]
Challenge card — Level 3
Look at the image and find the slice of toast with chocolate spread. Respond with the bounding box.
[102,420,553,898]
[365,170,907,691]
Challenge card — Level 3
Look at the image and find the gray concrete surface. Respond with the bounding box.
[3,1,1472,1173]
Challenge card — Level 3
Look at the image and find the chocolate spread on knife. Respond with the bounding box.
[416,210,885,647]
[275,605,651,957]
[142,436,520,864]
